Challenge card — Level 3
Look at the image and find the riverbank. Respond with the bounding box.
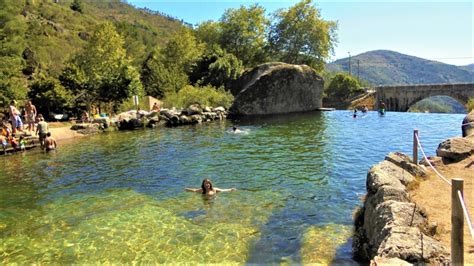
[49,122,87,142]
[410,154,474,263]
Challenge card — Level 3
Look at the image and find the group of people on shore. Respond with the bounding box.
[1,100,56,154]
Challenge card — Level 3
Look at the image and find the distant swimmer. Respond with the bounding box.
[379,101,386,115]
[185,178,236,196]
[353,109,357,118]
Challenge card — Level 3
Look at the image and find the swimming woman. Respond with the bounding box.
[185,178,236,196]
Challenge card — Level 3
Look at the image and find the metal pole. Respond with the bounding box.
[413,129,418,164]
[348,52,351,76]
[452,178,464,265]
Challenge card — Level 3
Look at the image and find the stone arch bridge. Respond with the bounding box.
[374,83,474,111]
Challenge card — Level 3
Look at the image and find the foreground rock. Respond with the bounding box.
[229,62,324,116]
[436,137,474,163]
[353,152,450,264]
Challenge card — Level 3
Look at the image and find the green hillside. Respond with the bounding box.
[0,0,184,102]
[326,50,473,85]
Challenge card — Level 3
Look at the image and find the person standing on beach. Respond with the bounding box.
[9,100,23,134]
[36,115,49,149]
[25,101,37,134]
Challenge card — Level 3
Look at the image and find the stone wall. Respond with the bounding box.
[353,152,450,264]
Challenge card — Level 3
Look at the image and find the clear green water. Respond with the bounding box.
[0,111,465,264]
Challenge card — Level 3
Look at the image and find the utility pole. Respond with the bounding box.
[357,60,360,81]
[348,52,352,75]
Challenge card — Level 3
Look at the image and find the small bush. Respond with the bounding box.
[70,0,83,13]
[163,85,234,109]
[466,98,474,112]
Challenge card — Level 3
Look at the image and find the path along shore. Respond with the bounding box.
[410,154,474,263]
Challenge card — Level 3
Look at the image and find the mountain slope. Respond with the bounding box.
[326,50,473,85]
[460,63,474,72]
[2,0,184,78]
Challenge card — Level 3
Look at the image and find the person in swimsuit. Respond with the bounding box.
[25,101,37,133]
[185,178,236,196]
[43,132,57,151]
[9,100,23,134]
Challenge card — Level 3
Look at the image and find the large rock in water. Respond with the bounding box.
[229,62,324,116]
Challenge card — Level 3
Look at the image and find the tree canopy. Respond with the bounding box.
[219,4,269,67]
[60,22,142,110]
[268,0,337,71]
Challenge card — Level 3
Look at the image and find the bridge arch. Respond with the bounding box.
[375,83,474,112]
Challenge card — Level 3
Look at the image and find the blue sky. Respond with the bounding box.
[128,0,473,66]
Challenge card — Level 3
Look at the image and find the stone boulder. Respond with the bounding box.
[462,110,474,137]
[354,152,450,264]
[229,62,324,116]
[384,152,427,178]
[436,137,474,162]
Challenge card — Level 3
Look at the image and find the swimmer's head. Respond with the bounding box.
[201,178,213,193]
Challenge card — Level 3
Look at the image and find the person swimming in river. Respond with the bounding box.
[185,178,236,196]
[232,126,242,133]
[379,101,386,115]
[353,109,357,118]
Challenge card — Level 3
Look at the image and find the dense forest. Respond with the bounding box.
[1,0,340,118]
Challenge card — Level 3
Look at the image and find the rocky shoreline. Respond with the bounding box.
[353,110,474,264]
[352,152,449,264]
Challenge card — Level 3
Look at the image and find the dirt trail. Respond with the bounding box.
[410,155,474,263]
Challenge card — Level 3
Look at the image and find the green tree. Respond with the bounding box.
[219,4,269,67]
[163,85,234,109]
[141,28,204,98]
[189,45,243,88]
[326,73,362,101]
[465,98,474,112]
[0,0,28,106]
[28,75,73,118]
[195,21,222,48]
[60,22,142,110]
[268,0,337,71]
[70,0,83,13]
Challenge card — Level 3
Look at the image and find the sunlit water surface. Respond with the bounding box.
[0,111,465,264]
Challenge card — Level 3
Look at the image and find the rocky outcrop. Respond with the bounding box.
[115,105,228,130]
[353,152,450,264]
[462,110,474,137]
[229,62,324,116]
[436,137,474,162]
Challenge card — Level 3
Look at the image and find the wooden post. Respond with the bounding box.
[451,178,464,265]
[413,129,418,164]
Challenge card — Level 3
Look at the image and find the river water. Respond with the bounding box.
[0,110,465,264]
